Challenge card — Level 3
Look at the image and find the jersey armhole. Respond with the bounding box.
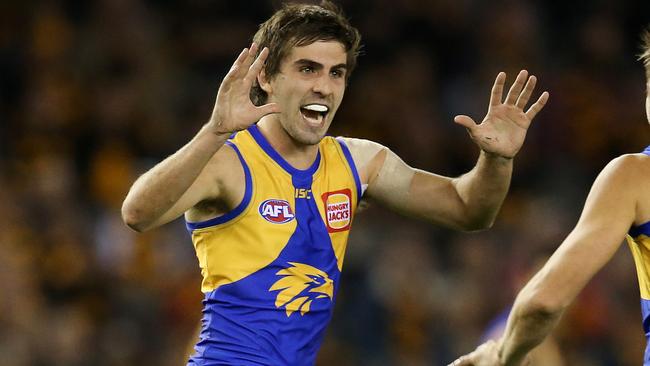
[185,141,253,231]
[336,138,363,205]
[630,221,650,237]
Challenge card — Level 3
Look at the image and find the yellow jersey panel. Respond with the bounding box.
[627,232,650,300]
[185,125,361,365]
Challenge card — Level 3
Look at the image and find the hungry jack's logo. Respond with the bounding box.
[269,262,334,317]
[259,199,295,224]
[321,189,352,233]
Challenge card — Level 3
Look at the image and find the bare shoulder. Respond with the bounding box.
[210,141,245,196]
[209,141,243,170]
[338,137,385,164]
[601,153,650,225]
[605,152,650,179]
[616,154,650,220]
[186,141,245,221]
[338,137,388,185]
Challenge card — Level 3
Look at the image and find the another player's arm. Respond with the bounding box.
[449,155,643,366]
[122,44,279,232]
[496,155,640,366]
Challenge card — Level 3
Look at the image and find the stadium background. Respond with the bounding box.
[1,0,650,365]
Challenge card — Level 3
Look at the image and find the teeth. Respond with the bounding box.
[303,104,329,113]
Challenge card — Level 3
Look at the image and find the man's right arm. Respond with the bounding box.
[121,43,279,232]
[121,128,231,232]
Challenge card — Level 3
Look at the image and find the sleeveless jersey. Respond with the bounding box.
[186,125,361,365]
[625,145,650,365]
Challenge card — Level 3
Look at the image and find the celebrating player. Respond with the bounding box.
[121,1,548,365]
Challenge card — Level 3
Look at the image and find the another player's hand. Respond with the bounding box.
[208,43,281,136]
[447,340,530,366]
[448,340,502,366]
[454,70,549,159]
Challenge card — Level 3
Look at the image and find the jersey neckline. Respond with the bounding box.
[249,124,321,179]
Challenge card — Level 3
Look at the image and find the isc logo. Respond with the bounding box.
[259,199,295,224]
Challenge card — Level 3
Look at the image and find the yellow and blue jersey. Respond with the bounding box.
[626,145,650,365]
[186,125,361,365]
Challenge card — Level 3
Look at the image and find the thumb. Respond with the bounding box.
[453,115,476,130]
[256,102,281,118]
[448,355,473,366]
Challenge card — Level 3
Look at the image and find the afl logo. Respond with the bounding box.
[259,199,295,224]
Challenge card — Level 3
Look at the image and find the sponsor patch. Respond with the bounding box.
[321,189,352,233]
[259,199,295,224]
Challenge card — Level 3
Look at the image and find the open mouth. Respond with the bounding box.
[300,104,329,126]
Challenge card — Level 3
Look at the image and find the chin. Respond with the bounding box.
[294,132,324,146]
[287,125,328,146]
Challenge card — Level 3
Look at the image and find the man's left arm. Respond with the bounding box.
[449,70,548,229]
[345,70,548,231]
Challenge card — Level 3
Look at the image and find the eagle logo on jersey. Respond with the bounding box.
[269,262,334,317]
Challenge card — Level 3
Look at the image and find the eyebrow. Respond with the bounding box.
[294,59,348,71]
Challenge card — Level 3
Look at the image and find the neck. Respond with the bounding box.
[257,115,320,170]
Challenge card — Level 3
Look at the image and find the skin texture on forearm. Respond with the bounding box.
[499,288,564,366]
[451,150,513,230]
[498,154,644,365]
[360,142,511,231]
[122,126,230,231]
[342,136,513,231]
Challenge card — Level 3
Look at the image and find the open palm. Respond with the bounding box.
[209,43,280,135]
[454,70,549,159]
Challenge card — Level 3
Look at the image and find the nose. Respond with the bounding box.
[311,74,333,97]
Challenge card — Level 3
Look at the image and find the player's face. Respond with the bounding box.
[265,41,348,145]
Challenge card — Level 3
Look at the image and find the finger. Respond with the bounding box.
[223,47,250,82]
[255,102,281,118]
[515,75,537,109]
[232,43,258,80]
[504,70,528,105]
[453,115,477,130]
[525,91,549,120]
[447,355,473,366]
[241,42,259,70]
[243,47,270,87]
[489,72,507,107]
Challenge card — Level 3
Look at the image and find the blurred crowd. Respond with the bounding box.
[1,0,650,365]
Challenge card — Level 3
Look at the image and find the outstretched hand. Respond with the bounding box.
[208,43,281,136]
[454,70,549,159]
[447,340,530,366]
[448,340,502,366]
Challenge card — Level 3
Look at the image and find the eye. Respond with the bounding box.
[330,69,345,78]
[300,66,315,74]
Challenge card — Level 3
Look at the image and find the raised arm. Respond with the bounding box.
[345,71,548,231]
[121,44,280,232]
[449,154,644,366]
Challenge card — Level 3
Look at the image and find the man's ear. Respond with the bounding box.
[258,69,273,94]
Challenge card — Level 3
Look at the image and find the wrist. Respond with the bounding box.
[196,123,232,148]
[204,118,233,138]
[481,150,514,163]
